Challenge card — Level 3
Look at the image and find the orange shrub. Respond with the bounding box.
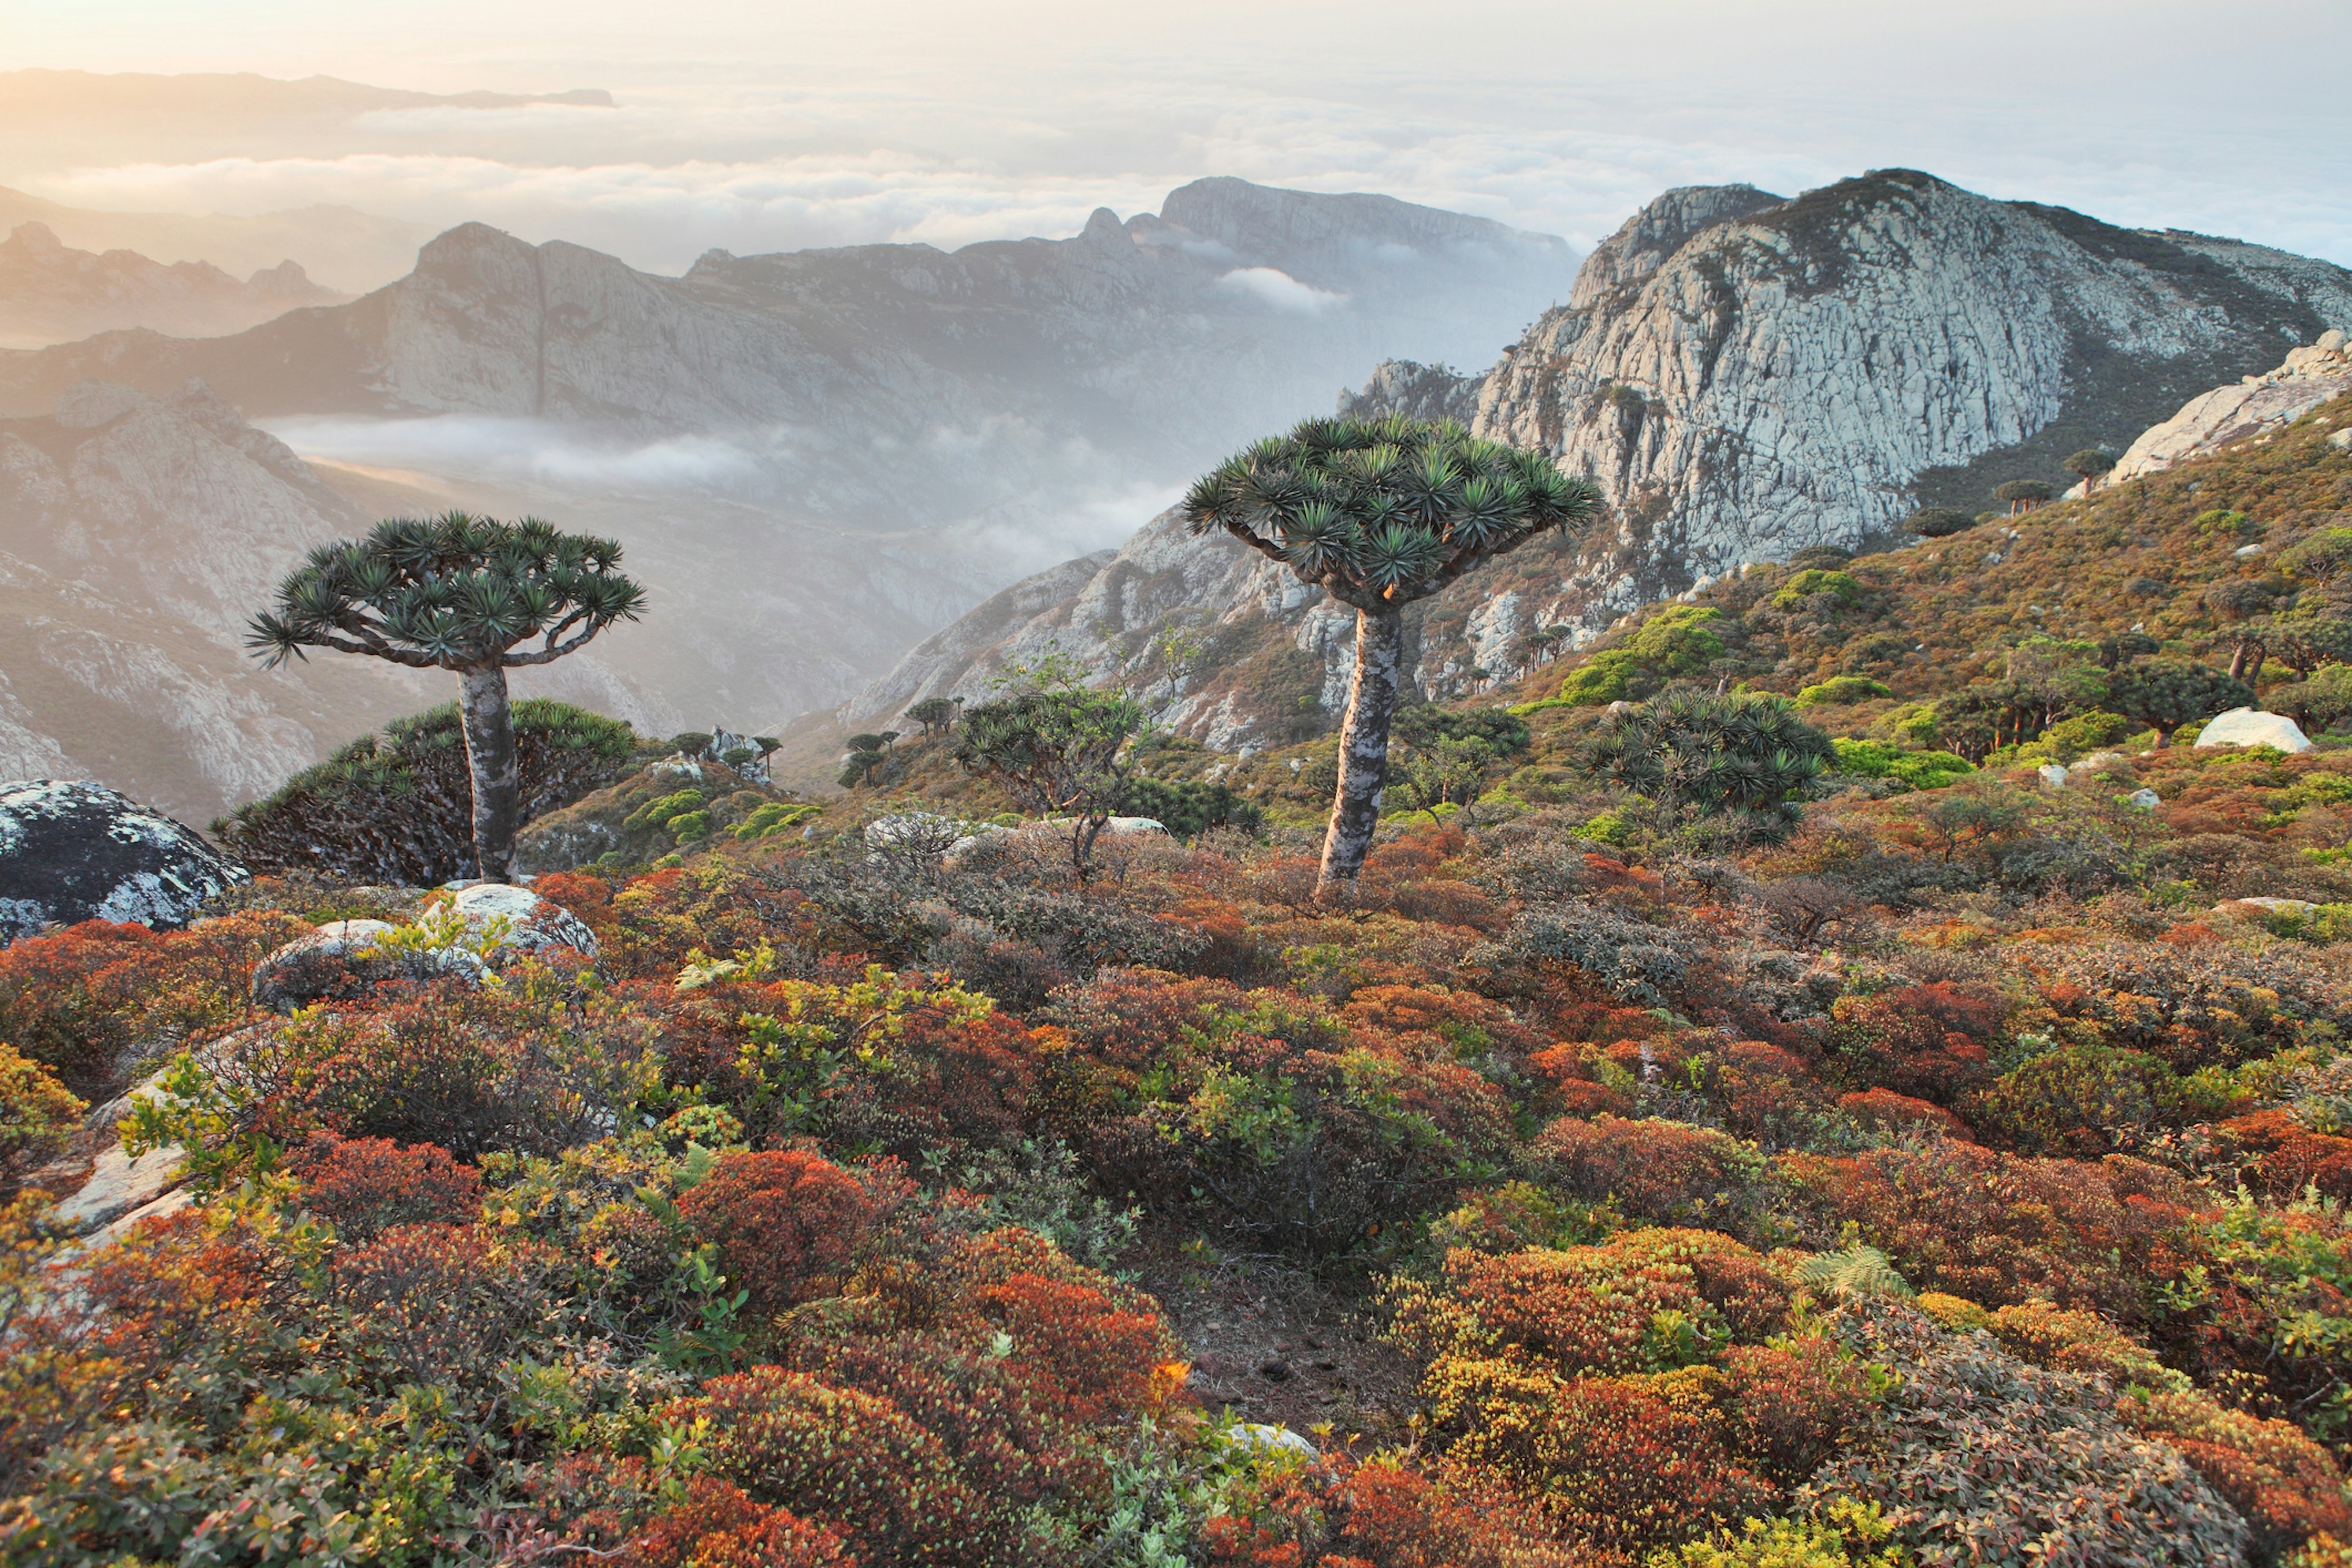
[671,1367,1005,1567]
[330,1221,548,1390]
[940,1228,1182,1424]
[2218,1110,2352,1202]
[1787,1141,2202,1321]
[1839,1088,1970,1139]
[288,1131,481,1239]
[677,1150,891,1317]
[2122,1389,2352,1559]
[620,1477,855,1568]
[1528,1114,1777,1233]
[1825,981,2001,1104]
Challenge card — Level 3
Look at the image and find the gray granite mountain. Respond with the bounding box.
[0,222,348,350]
[826,172,2352,760]
[0,179,1575,539]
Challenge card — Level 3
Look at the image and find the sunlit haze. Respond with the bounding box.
[6,0,2347,281]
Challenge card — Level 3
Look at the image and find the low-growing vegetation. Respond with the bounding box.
[9,398,2352,1565]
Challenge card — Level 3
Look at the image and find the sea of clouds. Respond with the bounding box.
[11,1,2348,285]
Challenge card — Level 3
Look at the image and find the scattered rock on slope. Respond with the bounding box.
[0,779,246,944]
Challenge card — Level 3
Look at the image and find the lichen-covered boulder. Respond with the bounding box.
[0,780,247,945]
[250,919,486,1011]
[2194,707,2314,753]
[448,882,599,968]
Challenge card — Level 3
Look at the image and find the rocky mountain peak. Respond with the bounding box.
[1567,183,1782,307]
[7,221,62,255]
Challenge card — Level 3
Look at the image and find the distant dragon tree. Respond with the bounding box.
[248,511,647,879]
[1183,415,1602,894]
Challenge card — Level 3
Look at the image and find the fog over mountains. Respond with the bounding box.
[0,178,1577,812]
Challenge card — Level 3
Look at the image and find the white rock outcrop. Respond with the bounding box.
[2193,709,2314,753]
[2088,332,2352,492]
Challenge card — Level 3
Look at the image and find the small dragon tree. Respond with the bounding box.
[1181,414,1602,894]
[247,511,647,879]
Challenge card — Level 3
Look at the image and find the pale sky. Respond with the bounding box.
[3,0,2347,274]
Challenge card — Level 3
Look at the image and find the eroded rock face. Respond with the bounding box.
[0,779,247,944]
[2089,333,2352,491]
[1471,170,2352,633]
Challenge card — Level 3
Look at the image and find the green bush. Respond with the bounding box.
[1829,739,1974,791]
[1796,676,1894,707]
[216,700,639,884]
[1773,570,1863,611]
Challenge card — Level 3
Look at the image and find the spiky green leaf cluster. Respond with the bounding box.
[247,511,647,669]
[1591,690,1835,839]
[1180,415,1602,608]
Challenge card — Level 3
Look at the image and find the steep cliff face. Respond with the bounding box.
[1471,170,2352,628]
[0,223,347,350]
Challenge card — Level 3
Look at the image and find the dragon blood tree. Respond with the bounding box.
[1181,415,1602,894]
[247,511,647,879]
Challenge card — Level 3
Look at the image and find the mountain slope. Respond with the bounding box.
[818,235,2352,769]
[0,222,347,350]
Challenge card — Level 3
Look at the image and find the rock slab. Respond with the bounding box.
[0,779,247,944]
[2193,709,2314,753]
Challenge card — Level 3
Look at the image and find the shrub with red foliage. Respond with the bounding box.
[783,1332,1084,1508]
[1456,1371,1774,1555]
[288,1131,481,1239]
[939,1227,1183,1424]
[1825,981,2002,1104]
[670,1367,1008,1567]
[1787,1140,2202,1321]
[1203,1457,1571,1568]
[0,911,309,1096]
[1839,1088,1970,1139]
[2122,1389,2352,1560]
[1339,984,1542,1063]
[2217,1110,2352,1202]
[620,1477,855,1568]
[330,1221,548,1389]
[1709,1038,1837,1145]
[1714,1338,1877,1485]
[1528,1114,1778,1234]
[678,1150,892,1317]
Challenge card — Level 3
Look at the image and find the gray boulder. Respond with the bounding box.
[447,882,600,968]
[250,918,486,1011]
[0,779,247,945]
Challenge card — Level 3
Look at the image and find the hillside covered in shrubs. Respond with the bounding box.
[11,402,2352,1565]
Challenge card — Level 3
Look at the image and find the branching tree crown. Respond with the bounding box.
[249,511,646,672]
[1179,414,1602,611]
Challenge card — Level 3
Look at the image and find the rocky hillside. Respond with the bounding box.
[1469,170,2352,629]
[812,320,2352,779]
[0,223,347,350]
[0,380,691,819]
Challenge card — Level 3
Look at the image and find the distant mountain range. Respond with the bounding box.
[0,179,1578,813]
[809,172,2352,776]
[0,222,348,350]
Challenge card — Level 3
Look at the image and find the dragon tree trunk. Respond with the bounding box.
[458,663,521,880]
[1319,605,1404,897]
